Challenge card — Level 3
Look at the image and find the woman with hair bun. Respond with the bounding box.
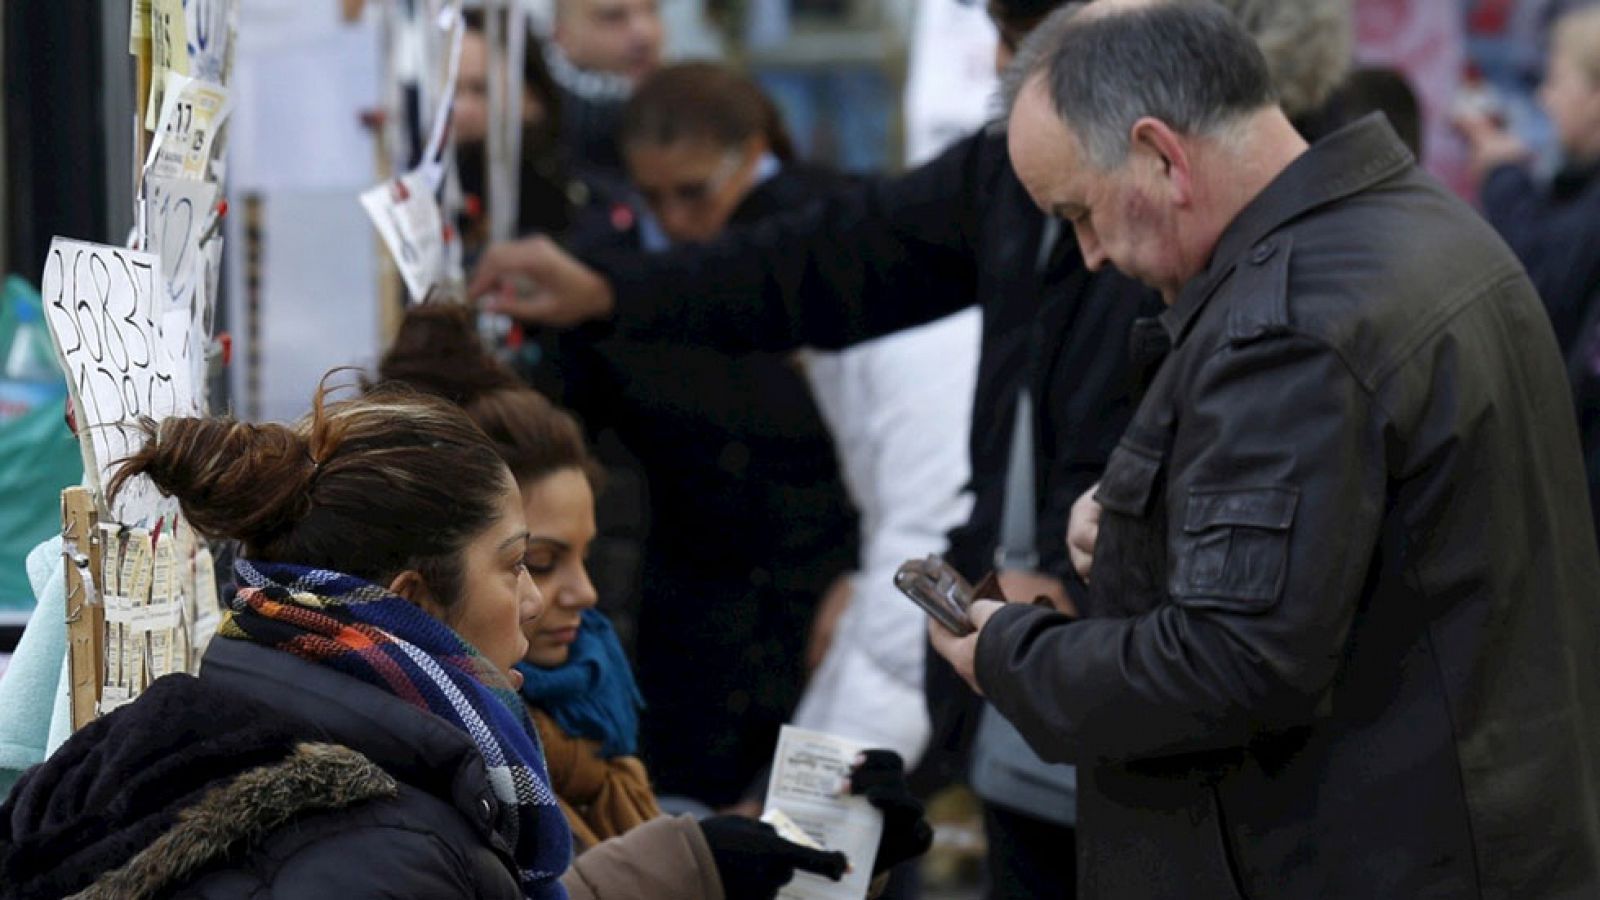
[377,303,654,850]
[0,379,879,899]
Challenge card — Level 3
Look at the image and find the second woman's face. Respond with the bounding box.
[521,467,601,668]
[626,136,762,244]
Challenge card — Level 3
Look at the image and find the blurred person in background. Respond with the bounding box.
[1459,3,1600,546]
[547,0,665,176]
[607,58,978,836]
[455,12,592,251]
[558,63,862,815]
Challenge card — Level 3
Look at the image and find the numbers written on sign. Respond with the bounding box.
[185,0,234,85]
[41,239,191,521]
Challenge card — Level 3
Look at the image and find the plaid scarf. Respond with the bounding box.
[220,559,571,898]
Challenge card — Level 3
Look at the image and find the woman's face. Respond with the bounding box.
[625,136,763,244]
[520,467,600,668]
[1542,49,1600,161]
[455,31,547,146]
[445,471,545,687]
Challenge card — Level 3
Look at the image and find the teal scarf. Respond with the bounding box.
[514,610,644,758]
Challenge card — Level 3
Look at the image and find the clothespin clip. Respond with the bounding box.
[198,198,229,246]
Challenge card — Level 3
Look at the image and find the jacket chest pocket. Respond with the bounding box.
[1089,440,1169,617]
[1170,486,1298,612]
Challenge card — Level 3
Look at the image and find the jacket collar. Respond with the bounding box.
[1160,114,1415,347]
[199,638,514,858]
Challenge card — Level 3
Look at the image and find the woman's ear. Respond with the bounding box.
[389,570,448,621]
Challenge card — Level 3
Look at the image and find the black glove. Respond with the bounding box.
[849,749,934,875]
[699,814,849,899]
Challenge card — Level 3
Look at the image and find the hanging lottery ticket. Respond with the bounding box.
[362,1,465,303]
[144,71,232,183]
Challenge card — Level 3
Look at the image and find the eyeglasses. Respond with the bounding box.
[636,152,743,214]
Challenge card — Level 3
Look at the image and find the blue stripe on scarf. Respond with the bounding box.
[514,609,645,758]
[231,560,572,898]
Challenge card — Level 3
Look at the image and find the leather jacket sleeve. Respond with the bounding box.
[582,132,997,353]
[974,333,1387,764]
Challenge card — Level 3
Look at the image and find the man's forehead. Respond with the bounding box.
[1013,76,1086,154]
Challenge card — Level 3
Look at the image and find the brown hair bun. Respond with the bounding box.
[108,378,514,604]
[109,416,316,549]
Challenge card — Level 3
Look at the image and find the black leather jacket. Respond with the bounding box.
[975,116,1600,898]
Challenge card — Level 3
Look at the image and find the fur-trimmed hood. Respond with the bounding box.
[0,668,415,900]
[71,742,395,900]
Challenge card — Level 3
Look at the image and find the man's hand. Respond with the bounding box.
[1067,484,1102,584]
[467,235,615,328]
[997,570,1076,616]
[927,599,1005,696]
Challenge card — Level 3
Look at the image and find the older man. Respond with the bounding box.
[930,2,1600,897]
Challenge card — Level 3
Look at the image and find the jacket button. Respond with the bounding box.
[1250,242,1276,265]
[479,798,494,822]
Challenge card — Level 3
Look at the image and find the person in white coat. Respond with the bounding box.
[793,309,980,767]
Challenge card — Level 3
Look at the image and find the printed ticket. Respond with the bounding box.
[763,725,883,900]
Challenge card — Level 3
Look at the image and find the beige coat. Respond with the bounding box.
[564,814,725,900]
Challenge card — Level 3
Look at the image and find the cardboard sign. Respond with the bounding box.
[130,0,153,51]
[41,239,196,523]
[147,0,193,130]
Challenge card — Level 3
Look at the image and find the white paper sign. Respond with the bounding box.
[360,170,445,302]
[763,725,884,900]
[41,239,195,522]
[145,176,219,403]
[184,0,239,86]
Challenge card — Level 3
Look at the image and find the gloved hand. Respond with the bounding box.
[698,814,849,899]
[849,749,934,875]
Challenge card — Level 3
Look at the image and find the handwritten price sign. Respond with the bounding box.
[41,238,198,523]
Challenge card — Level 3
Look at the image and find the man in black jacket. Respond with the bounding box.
[933,4,1600,897]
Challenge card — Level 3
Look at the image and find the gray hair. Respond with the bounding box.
[1002,1,1277,169]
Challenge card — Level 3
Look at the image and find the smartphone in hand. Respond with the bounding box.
[895,555,977,635]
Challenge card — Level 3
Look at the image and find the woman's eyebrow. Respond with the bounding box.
[498,531,532,552]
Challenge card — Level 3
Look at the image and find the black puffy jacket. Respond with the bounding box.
[0,638,721,900]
